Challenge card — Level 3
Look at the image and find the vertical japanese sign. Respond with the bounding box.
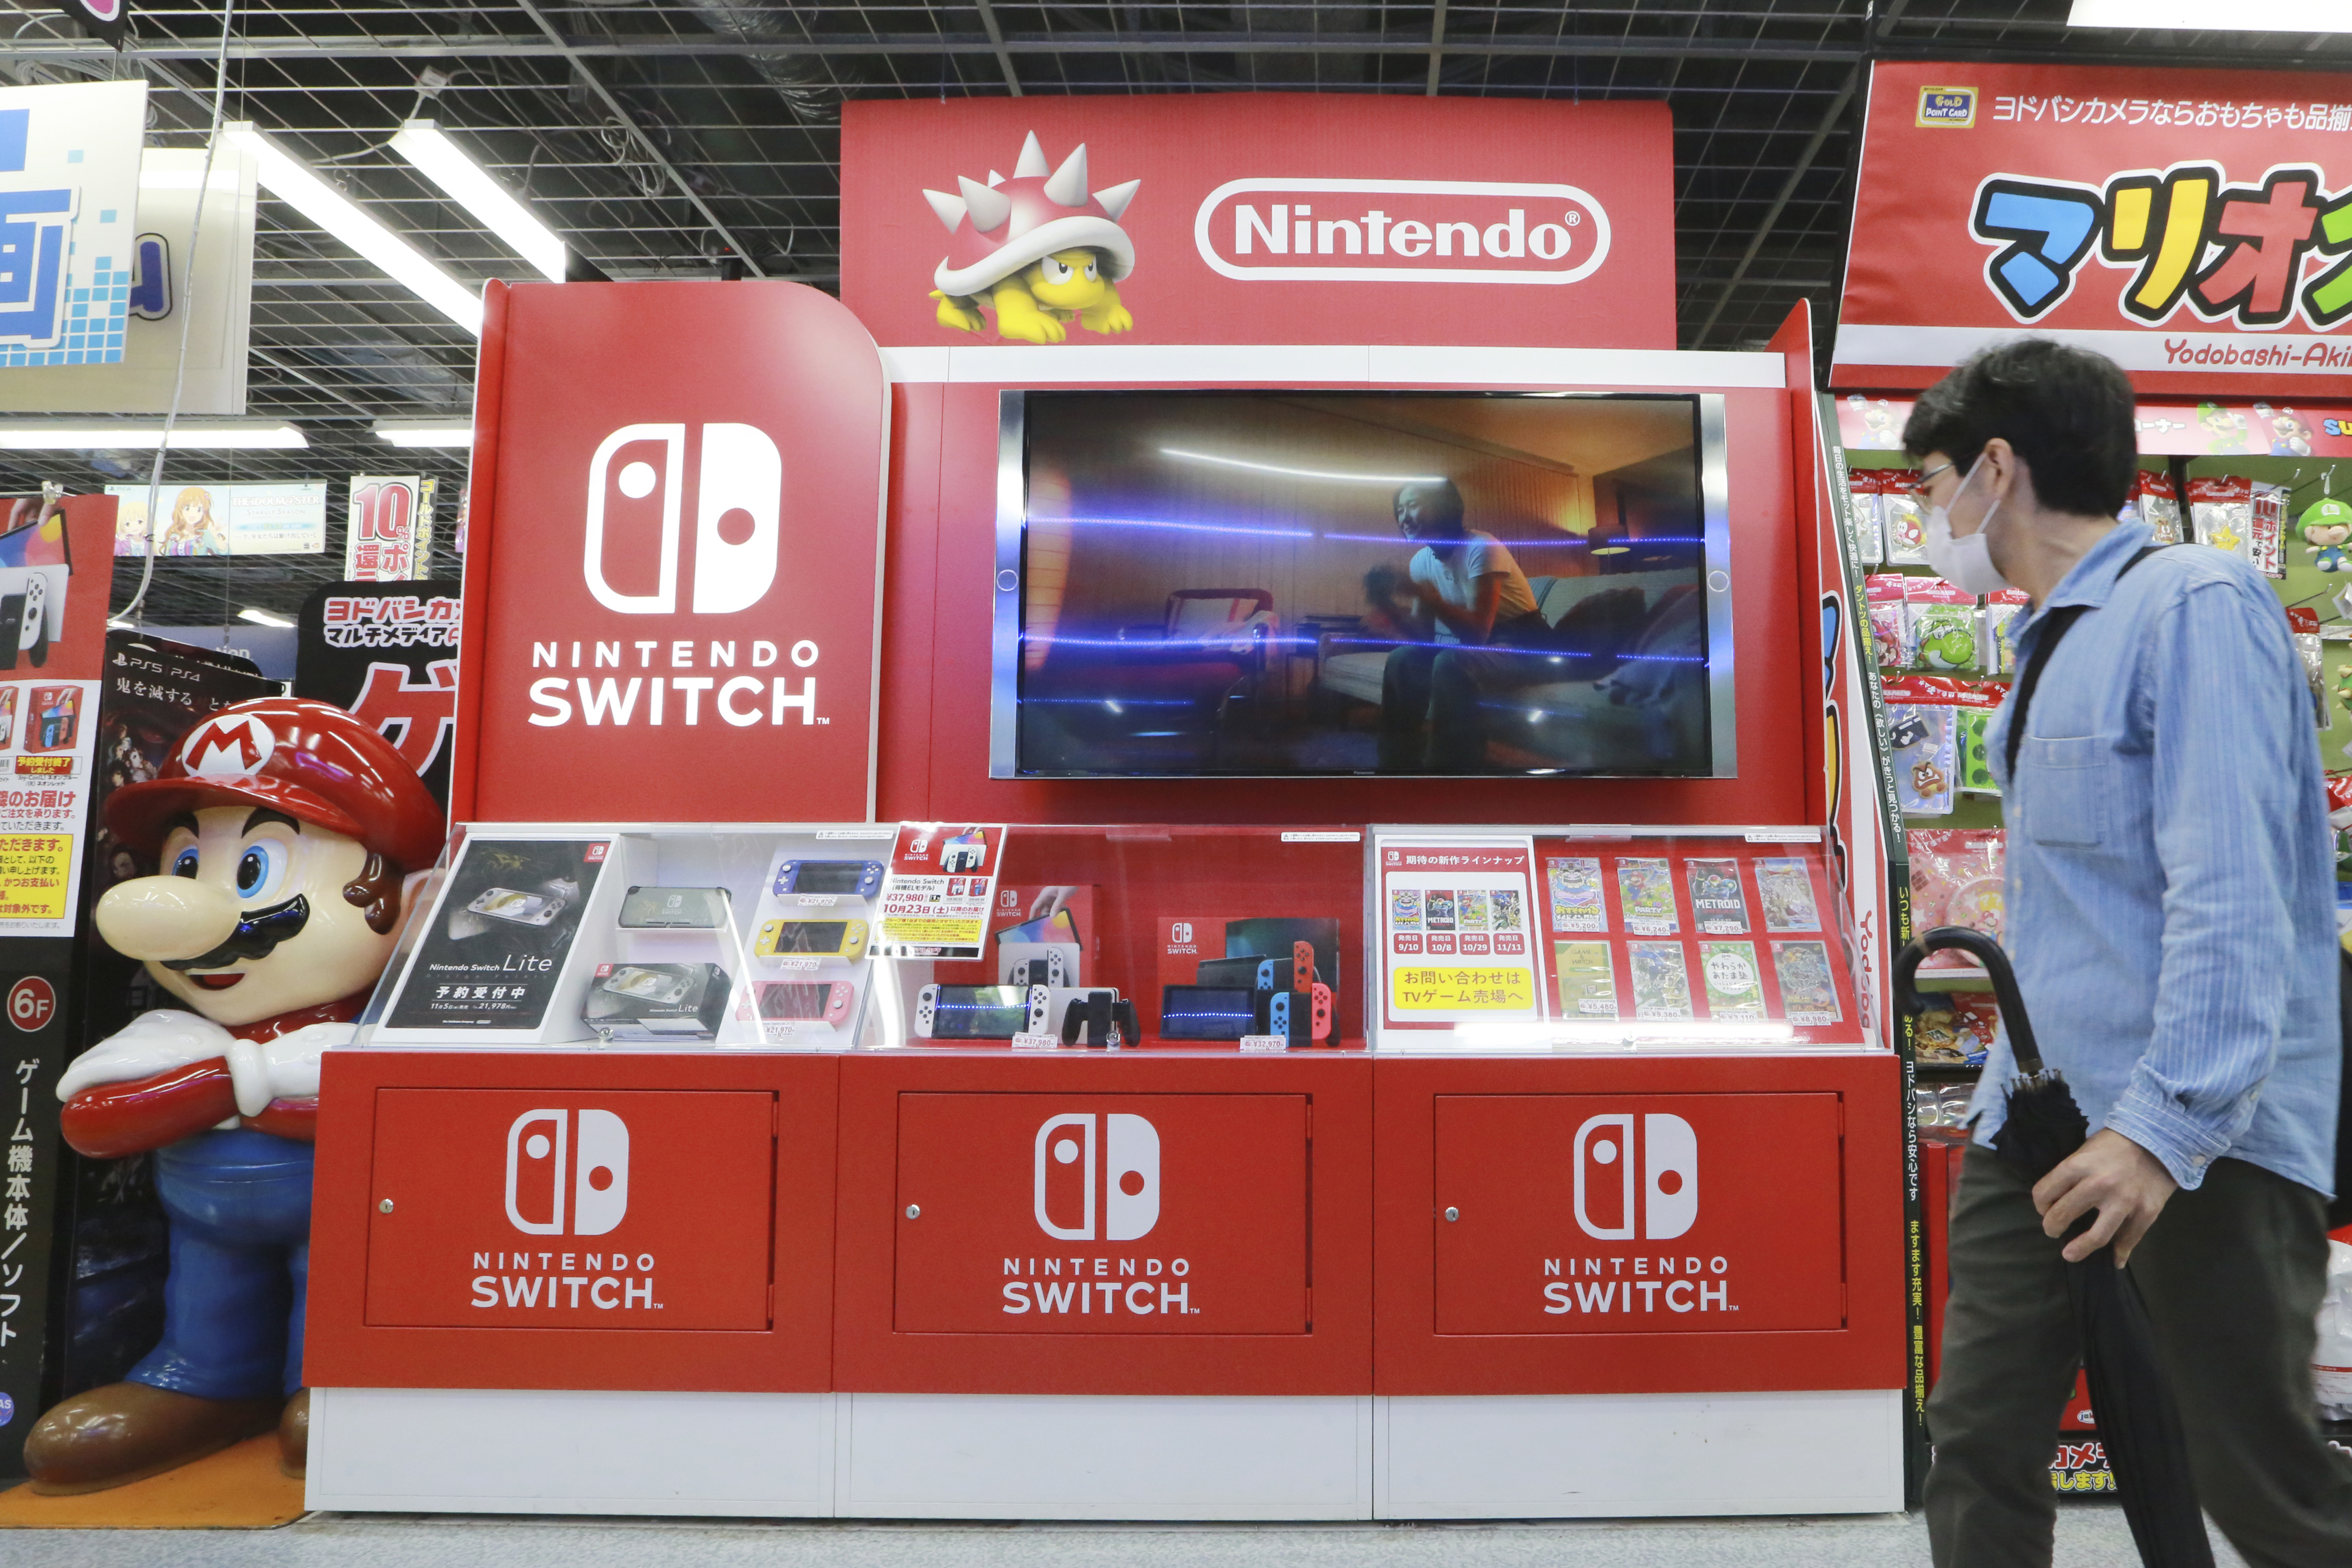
[0,80,143,369]
[1835,61,2352,393]
[344,475,436,581]
[295,580,462,808]
[1375,833,1540,1035]
[0,942,70,1473]
[873,823,1006,958]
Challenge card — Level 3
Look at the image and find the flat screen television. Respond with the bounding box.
[988,390,1734,779]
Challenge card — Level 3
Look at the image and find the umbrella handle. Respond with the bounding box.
[1893,925,2046,1076]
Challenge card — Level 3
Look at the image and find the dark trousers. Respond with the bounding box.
[1380,637,1555,772]
[1926,1146,2352,1568]
[128,1130,313,1401]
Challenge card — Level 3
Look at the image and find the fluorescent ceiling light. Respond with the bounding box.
[224,122,483,334]
[238,607,295,629]
[0,422,307,450]
[390,120,566,284]
[374,419,474,448]
[2069,0,2351,29]
[1160,447,1446,485]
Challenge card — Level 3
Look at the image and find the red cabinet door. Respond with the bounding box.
[365,1088,775,1331]
[1432,1092,1845,1335]
[892,1092,1309,1335]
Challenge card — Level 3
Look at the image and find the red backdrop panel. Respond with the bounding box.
[879,380,1802,827]
[842,96,1676,352]
[452,280,888,823]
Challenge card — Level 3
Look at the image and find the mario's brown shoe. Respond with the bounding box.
[22,1381,281,1495]
[278,1388,309,1478]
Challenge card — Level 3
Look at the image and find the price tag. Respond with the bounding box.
[1238,1034,1290,1052]
[795,894,839,908]
[1010,1032,1059,1051]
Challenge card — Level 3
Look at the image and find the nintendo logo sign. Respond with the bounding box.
[1193,178,1612,285]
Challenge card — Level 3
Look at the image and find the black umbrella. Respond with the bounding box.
[1898,925,2213,1568]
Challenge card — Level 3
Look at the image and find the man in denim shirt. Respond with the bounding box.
[1912,340,2352,1567]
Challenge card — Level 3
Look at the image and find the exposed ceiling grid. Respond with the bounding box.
[0,0,2340,624]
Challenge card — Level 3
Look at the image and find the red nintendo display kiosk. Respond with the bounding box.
[300,95,1907,1520]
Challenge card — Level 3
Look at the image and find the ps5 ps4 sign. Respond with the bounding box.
[0,80,145,368]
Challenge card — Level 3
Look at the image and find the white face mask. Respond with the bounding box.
[1923,454,2012,596]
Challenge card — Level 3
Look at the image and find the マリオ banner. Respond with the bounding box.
[1834,61,2352,394]
[840,95,1674,352]
[452,281,888,823]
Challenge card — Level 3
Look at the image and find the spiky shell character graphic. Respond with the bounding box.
[922,132,1140,344]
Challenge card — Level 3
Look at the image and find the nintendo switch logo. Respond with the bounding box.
[1195,179,1611,286]
[1572,1113,1696,1242]
[505,1109,630,1236]
[583,423,781,616]
[1169,921,1193,944]
[1034,1112,1159,1241]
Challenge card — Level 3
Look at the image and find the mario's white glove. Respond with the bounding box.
[57,1010,235,1101]
[224,1021,357,1119]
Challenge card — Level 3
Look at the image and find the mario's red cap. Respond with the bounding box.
[106,697,446,870]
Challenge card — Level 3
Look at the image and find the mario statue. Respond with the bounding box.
[22,699,443,1491]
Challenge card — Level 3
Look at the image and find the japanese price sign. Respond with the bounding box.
[1835,61,2352,394]
[873,822,1007,959]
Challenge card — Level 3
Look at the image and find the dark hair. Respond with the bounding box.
[1901,339,2137,518]
[1394,478,1464,533]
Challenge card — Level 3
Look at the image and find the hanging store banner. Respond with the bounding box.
[343,475,436,581]
[0,147,258,416]
[451,280,889,823]
[840,94,1675,352]
[0,81,144,370]
[1834,61,2352,394]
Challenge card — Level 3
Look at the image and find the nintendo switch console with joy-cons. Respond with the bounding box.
[916,983,1036,1039]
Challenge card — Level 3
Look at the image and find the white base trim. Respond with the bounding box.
[834,1393,1374,1520]
[879,343,1785,390]
[304,1386,1902,1520]
[1375,1389,1906,1518]
[304,1387,837,1517]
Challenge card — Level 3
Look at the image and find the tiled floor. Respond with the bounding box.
[0,1504,2248,1568]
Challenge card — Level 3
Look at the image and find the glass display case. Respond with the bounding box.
[1367,824,1874,1051]
[359,821,1372,1053]
[363,822,900,1049]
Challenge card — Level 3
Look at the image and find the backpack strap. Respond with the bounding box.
[2003,545,2163,780]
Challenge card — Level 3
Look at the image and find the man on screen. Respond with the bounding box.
[1378,480,1653,771]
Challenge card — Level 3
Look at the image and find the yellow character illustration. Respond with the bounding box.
[922,132,1140,345]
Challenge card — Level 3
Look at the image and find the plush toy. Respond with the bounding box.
[2302,497,2352,574]
[23,698,442,1491]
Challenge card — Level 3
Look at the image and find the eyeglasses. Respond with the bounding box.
[1899,462,1955,498]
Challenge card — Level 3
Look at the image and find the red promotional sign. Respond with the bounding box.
[891,1092,1309,1336]
[1431,1091,1845,1335]
[840,95,1674,351]
[453,281,888,823]
[1835,61,2352,394]
[362,1087,775,1332]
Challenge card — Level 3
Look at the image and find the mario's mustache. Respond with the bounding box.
[164,895,311,972]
